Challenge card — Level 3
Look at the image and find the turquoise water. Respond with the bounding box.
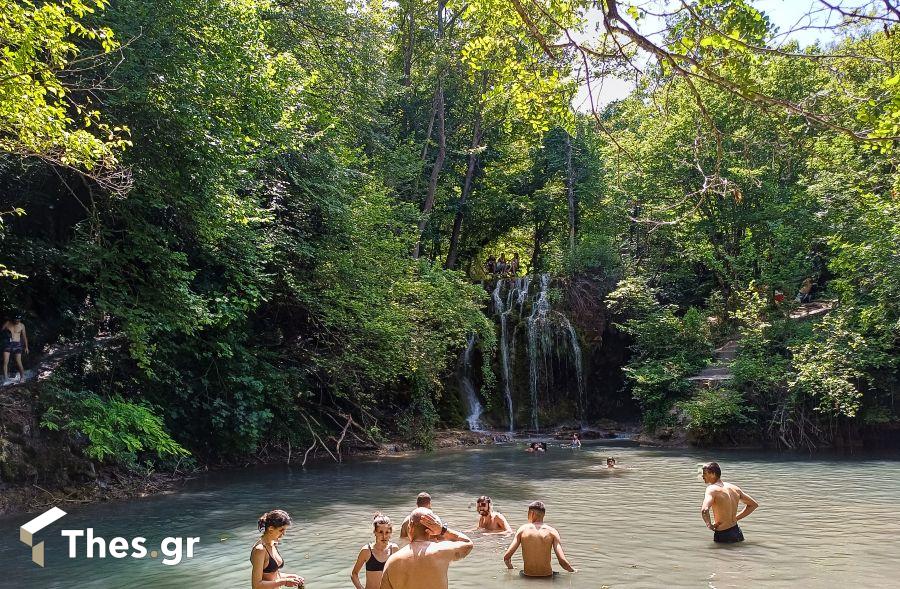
[2,442,900,588]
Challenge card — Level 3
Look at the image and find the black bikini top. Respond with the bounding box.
[365,544,388,572]
[255,543,284,574]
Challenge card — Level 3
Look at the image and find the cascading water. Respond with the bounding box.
[562,318,585,424]
[489,273,587,432]
[526,274,551,431]
[492,281,514,431]
[460,334,484,431]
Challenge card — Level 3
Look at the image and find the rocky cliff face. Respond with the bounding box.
[460,275,639,432]
[0,385,100,513]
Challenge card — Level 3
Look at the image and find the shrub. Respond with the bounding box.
[41,389,188,467]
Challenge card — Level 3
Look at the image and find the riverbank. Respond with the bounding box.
[0,420,637,516]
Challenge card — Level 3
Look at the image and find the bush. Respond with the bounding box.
[680,387,753,440]
[41,389,188,467]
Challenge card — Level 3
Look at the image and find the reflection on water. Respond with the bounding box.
[2,443,900,588]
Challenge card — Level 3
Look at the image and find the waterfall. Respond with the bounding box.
[526,274,551,431]
[562,318,585,424]
[460,334,484,431]
[492,280,514,431]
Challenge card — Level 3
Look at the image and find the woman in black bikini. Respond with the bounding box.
[350,513,399,589]
[251,509,304,588]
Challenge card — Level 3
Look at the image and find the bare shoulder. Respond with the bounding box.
[250,544,267,562]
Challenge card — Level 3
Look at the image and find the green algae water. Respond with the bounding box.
[3,442,900,588]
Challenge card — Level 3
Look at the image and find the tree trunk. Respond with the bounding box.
[565,132,577,252]
[413,0,446,259]
[445,78,486,270]
[402,1,415,86]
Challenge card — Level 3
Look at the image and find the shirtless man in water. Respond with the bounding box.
[503,501,575,577]
[700,461,759,543]
[399,492,432,540]
[475,496,511,533]
[381,508,473,589]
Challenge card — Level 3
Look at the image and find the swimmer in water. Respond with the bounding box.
[571,433,581,448]
[606,457,617,469]
[700,461,759,543]
[475,495,512,533]
[351,513,399,589]
[503,501,576,577]
[400,492,433,540]
[381,508,473,589]
[251,509,304,588]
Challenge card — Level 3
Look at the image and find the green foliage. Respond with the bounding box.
[0,0,129,172]
[41,387,188,466]
[609,278,713,429]
[679,387,752,439]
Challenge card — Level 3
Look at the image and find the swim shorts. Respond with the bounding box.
[714,524,744,543]
[4,340,22,354]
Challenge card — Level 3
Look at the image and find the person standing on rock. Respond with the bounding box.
[2,312,29,383]
[381,507,473,589]
[700,461,759,543]
[475,496,511,533]
[503,501,576,577]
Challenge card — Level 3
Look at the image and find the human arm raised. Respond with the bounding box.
[420,512,473,560]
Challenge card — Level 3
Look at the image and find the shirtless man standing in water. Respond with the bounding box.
[475,496,511,533]
[503,501,576,577]
[381,508,473,589]
[700,461,759,543]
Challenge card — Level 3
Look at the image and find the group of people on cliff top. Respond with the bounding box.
[484,253,520,277]
[250,460,758,589]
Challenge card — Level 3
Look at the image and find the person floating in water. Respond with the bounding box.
[503,501,576,577]
[2,312,29,383]
[606,457,617,469]
[400,491,433,540]
[475,495,511,533]
[381,507,473,589]
[700,461,759,543]
[351,513,399,589]
[250,509,304,588]
[571,433,581,448]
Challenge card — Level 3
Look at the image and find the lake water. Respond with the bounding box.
[2,441,900,588]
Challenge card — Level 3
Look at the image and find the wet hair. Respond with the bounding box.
[540,442,547,451]
[702,462,721,479]
[528,501,546,514]
[373,512,392,530]
[476,495,491,505]
[416,492,432,507]
[258,509,292,533]
[606,456,616,464]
